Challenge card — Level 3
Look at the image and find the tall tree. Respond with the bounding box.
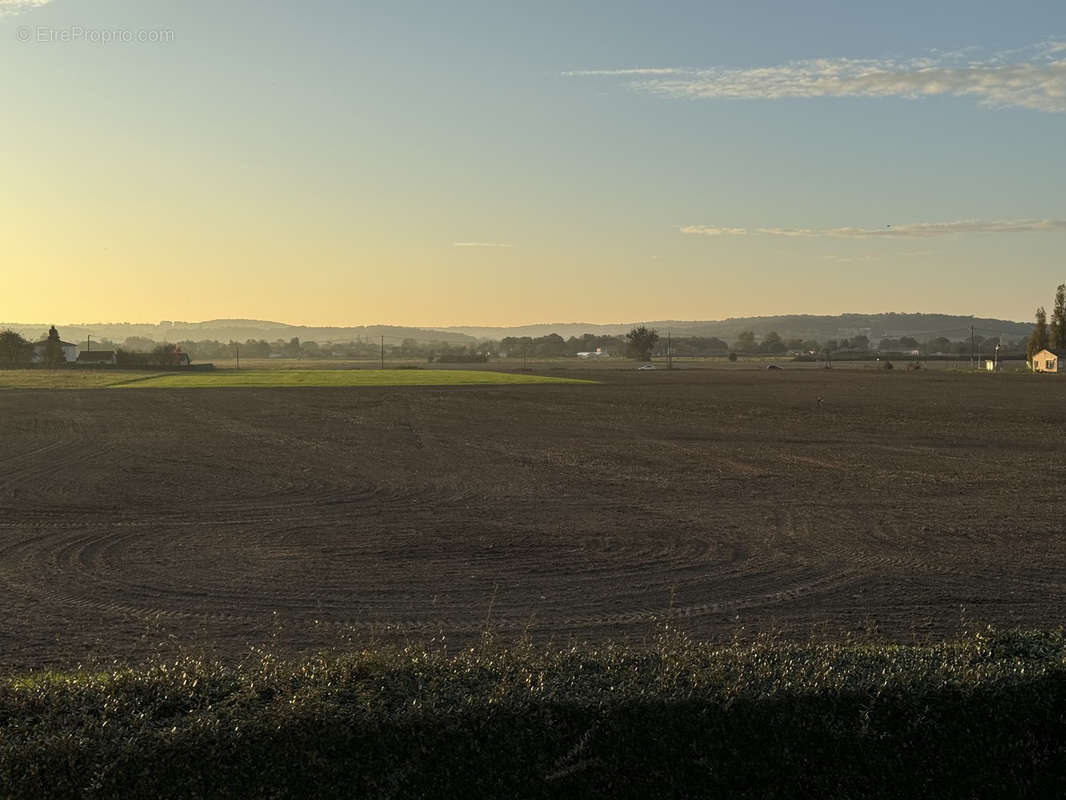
[0,330,32,365]
[151,343,182,367]
[43,325,66,368]
[734,330,756,353]
[1028,307,1049,361]
[1052,284,1066,349]
[758,331,786,354]
[624,326,660,361]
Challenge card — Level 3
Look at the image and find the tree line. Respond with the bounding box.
[1,323,1031,368]
[1027,284,1066,360]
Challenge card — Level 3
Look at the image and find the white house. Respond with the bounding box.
[30,339,78,364]
[1030,348,1066,373]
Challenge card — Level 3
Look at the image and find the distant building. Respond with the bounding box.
[30,340,78,363]
[576,348,611,359]
[1030,348,1066,373]
[77,350,118,366]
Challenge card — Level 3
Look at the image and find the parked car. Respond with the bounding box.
[637,364,656,371]
[766,364,782,370]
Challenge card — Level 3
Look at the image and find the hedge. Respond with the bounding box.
[3,628,1065,798]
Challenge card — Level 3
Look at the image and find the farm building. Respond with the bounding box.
[30,339,78,363]
[77,350,118,366]
[1030,348,1066,373]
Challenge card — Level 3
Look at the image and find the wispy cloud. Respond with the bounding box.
[0,0,52,16]
[682,219,1066,238]
[562,68,688,77]
[825,254,879,264]
[677,226,747,237]
[825,250,933,264]
[452,242,514,248]
[566,40,1066,113]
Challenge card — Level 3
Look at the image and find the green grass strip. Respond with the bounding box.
[112,369,592,388]
[0,369,592,389]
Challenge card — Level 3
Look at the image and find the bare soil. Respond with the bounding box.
[1,368,1064,668]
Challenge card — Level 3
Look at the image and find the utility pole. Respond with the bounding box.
[971,325,976,369]
[234,343,240,370]
[380,335,385,370]
[667,330,672,370]
[86,334,91,352]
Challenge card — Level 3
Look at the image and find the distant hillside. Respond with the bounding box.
[0,320,475,346]
[432,313,1033,342]
[2,313,1034,347]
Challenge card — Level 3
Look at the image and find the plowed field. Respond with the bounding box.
[1,368,1064,668]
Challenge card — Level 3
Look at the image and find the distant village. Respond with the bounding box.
[2,299,1064,372]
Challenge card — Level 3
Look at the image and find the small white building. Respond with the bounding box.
[30,340,78,364]
[1031,348,1066,373]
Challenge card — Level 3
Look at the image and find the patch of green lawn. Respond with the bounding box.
[113,369,593,388]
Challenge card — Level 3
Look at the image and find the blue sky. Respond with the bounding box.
[3,1,1065,324]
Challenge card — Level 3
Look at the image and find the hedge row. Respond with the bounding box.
[3,628,1066,798]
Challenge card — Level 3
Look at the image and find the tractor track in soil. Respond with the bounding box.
[1,370,1065,667]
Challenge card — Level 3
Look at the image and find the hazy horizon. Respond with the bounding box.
[0,308,1037,330]
[3,1,1065,325]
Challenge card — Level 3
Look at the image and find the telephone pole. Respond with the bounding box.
[380,335,385,370]
[971,325,976,369]
[234,342,240,370]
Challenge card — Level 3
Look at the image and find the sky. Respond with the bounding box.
[3,0,1066,326]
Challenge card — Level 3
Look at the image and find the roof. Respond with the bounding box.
[1033,348,1066,358]
[76,351,116,362]
[33,340,76,348]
